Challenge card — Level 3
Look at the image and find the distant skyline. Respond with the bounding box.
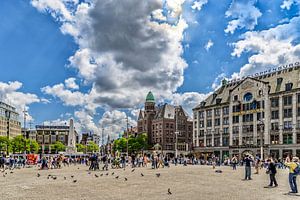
[0,0,300,139]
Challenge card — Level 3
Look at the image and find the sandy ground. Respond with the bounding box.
[0,164,299,200]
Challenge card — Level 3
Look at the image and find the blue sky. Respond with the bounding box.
[0,0,299,140]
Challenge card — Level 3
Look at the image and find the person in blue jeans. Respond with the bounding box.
[285,156,299,194]
[244,154,253,180]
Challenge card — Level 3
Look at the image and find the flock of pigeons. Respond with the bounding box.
[34,167,172,195]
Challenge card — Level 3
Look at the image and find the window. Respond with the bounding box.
[283,133,293,144]
[215,128,220,135]
[283,95,292,106]
[199,130,204,137]
[214,108,220,116]
[233,126,239,134]
[223,106,229,115]
[214,137,220,147]
[223,117,229,125]
[257,112,264,120]
[284,121,292,130]
[233,95,238,101]
[206,110,212,117]
[243,92,253,102]
[271,110,279,119]
[271,122,279,131]
[214,118,220,126]
[199,111,204,118]
[166,123,169,128]
[223,127,229,134]
[271,98,279,107]
[232,136,239,146]
[206,138,212,147]
[232,105,241,112]
[277,77,283,85]
[206,119,212,127]
[222,137,229,146]
[298,108,300,117]
[270,134,279,145]
[298,94,300,104]
[233,116,239,124]
[285,83,293,91]
[199,121,204,128]
[242,114,253,122]
[284,108,292,118]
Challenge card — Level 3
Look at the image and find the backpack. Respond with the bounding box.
[294,163,300,175]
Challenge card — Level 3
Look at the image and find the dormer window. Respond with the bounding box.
[233,95,238,101]
[277,77,283,85]
[285,83,293,91]
[216,98,222,104]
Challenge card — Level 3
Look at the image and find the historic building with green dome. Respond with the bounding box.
[138,92,193,154]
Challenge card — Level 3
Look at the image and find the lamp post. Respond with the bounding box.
[175,108,179,158]
[126,115,129,157]
[258,119,264,160]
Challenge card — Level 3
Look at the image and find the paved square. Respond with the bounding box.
[0,165,298,200]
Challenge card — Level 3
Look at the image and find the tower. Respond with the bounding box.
[144,91,156,146]
[145,91,155,112]
[66,119,77,153]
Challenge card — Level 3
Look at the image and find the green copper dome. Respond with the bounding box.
[146,91,155,102]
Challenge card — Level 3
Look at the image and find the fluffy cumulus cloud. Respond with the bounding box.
[65,77,79,90]
[225,0,262,34]
[0,81,41,121]
[32,0,206,137]
[230,16,300,78]
[191,0,208,11]
[281,0,300,10]
[99,110,136,143]
[171,92,209,116]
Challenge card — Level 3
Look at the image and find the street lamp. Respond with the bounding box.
[258,119,264,160]
[175,108,179,158]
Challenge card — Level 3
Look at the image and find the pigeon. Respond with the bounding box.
[131,169,135,172]
[100,174,103,177]
[124,177,128,181]
[73,180,77,183]
[64,177,67,180]
[3,174,5,177]
[112,172,115,175]
[88,172,91,175]
[156,173,161,178]
[141,173,144,177]
[168,188,172,195]
[10,171,13,174]
[115,176,119,179]
[52,176,57,180]
[123,168,125,171]
[77,167,80,170]
[215,170,223,173]
[95,174,99,178]
[71,175,74,178]
[105,173,109,176]
[37,173,41,177]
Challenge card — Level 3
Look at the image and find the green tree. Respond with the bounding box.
[0,136,10,154]
[51,141,66,153]
[113,137,127,153]
[28,140,39,153]
[11,135,29,153]
[76,143,86,153]
[87,141,99,153]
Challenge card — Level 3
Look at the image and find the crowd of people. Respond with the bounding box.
[1,151,300,195]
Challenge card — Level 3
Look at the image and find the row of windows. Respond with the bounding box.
[198,107,229,119]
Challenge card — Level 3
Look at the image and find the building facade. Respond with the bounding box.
[81,132,100,146]
[0,102,21,138]
[35,124,79,153]
[193,63,300,160]
[138,92,193,154]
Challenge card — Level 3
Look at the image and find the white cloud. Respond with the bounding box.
[205,39,214,51]
[230,16,300,78]
[65,77,79,90]
[281,0,300,10]
[0,81,41,121]
[225,0,262,34]
[191,0,208,11]
[211,73,226,90]
[171,92,209,116]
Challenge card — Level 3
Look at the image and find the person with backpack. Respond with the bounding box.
[285,156,299,194]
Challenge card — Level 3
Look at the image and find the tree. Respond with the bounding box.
[28,140,39,153]
[87,141,99,153]
[76,143,86,153]
[113,137,127,153]
[11,135,29,153]
[0,136,10,154]
[51,141,66,153]
[112,134,148,154]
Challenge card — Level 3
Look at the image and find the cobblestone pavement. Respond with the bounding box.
[0,164,299,200]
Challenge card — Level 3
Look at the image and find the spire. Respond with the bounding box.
[146,91,155,103]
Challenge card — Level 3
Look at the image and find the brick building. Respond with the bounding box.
[138,92,193,154]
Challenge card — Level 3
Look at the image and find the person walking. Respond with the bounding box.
[232,155,238,170]
[285,156,299,194]
[244,154,253,180]
[264,158,278,188]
